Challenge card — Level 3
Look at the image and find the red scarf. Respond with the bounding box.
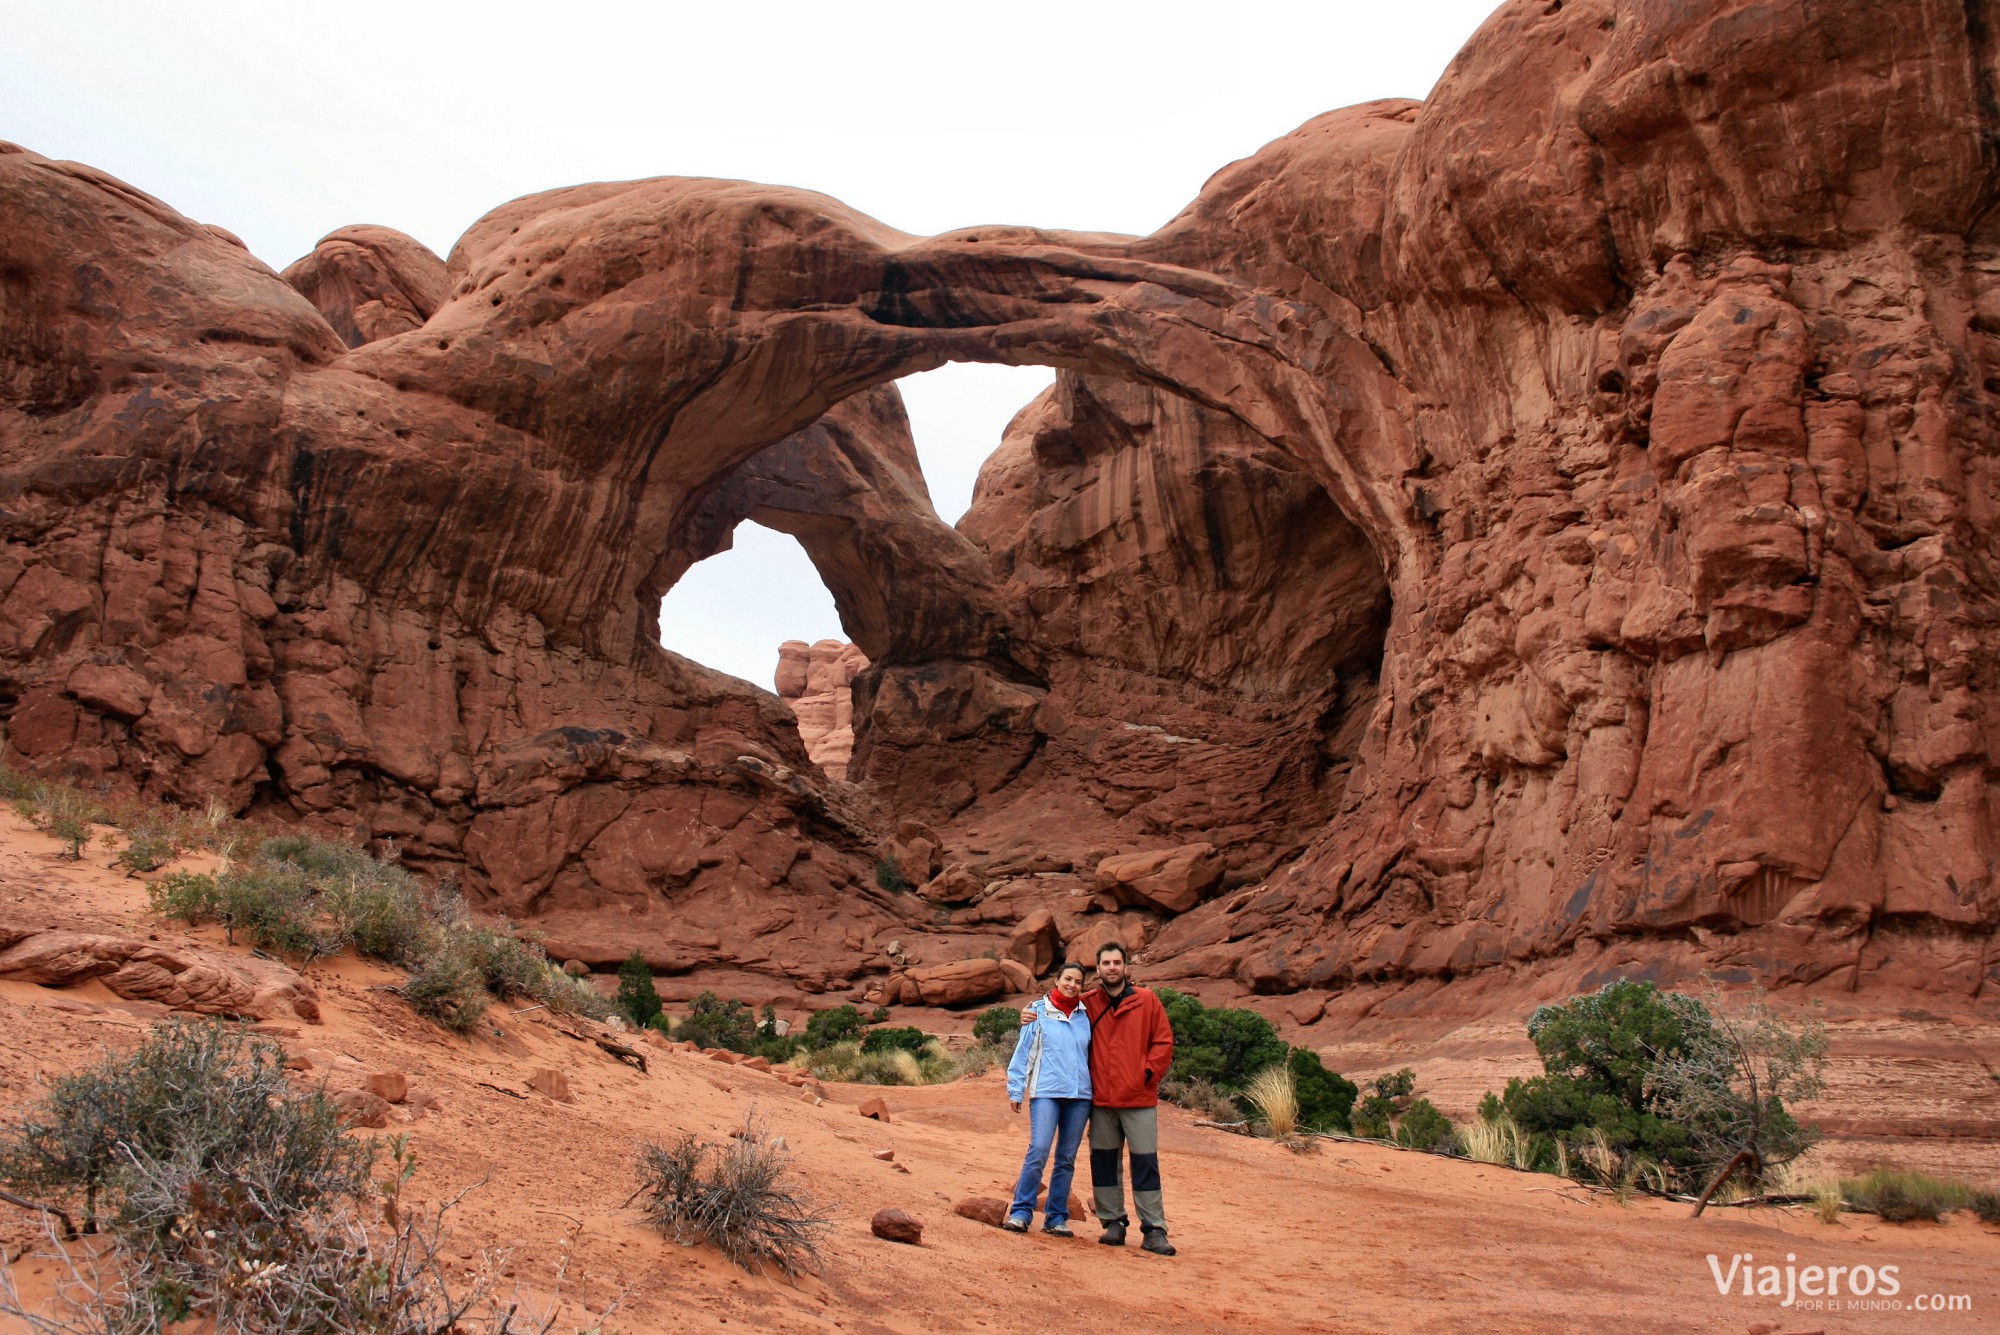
[1046,988,1080,1016]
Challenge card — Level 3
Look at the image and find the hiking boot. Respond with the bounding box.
[1141,1227,1177,1257]
[1099,1220,1127,1246]
[1002,1214,1030,1233]
[1042,1220,1073,1238]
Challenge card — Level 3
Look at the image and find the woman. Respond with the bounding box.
[1003,960,1093,1235]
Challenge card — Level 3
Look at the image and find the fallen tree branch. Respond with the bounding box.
[0,1187,76,1239]
[1193,1119,1250,1133]
[592,1036,648,1073]
[475,1081,529,1101]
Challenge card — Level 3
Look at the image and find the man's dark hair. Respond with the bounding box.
[1095,941,1126,963]
[1057,960,1087,977]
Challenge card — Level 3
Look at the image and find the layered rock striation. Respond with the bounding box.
[3,0,1998,1001]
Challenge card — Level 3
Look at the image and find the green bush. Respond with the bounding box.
[873,856,911,893]
[1290,1048,1358,1133]
[617,950,664,1028]
[1486,980,1719,1177]
[1972,1188,2000,1225]
[859,1026,929,1055]
[803,1004,866,1051]
[972,1005,1022,1050]
[1350,1068,1416,1139]
[681,992,758,1053]
[1395,1098,1459,1153]
[1157,988,1288,1089]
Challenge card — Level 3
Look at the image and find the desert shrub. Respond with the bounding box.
[1289,1048,1357,1132]
[804,1042,936,1086]
[1395,1098,1459,1154]
[1839,1169,1974,1223]
[1350,1068,1417,1139]
[616,951,663,1028]
[1971,1188,2000,1225]
[859,1026,928,1055]
[0,763,40,801]
[1648,988,1826,1199]
[1486,980,1722,1181]
[28,785,99,860]
[1810,1179,1845,1223]
[113,816,187,875]
[402,938,492,1034]
[1156,988,1288,1089]
[1160,1075,1244,1124]
[851,1049,925,1086]
[757,1035,801,1065]
[868,1005,891,1023]
[972,1005,1022,1050]
[873,856,911,893]
[635,1123,830,1275]
[0,1020,368,1236]
[681,992,758,1053]
[802,1004,866,1051]
[0,1023,562,1332]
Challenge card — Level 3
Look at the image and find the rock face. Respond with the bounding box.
[775,639,868,780]
[3,0,2000,1004]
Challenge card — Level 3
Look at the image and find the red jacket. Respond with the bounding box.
[1082,983,1175,1108]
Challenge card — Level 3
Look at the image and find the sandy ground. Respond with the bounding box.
[0,813,1995,1334]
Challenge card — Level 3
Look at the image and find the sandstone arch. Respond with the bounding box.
[6,0,2000,1002]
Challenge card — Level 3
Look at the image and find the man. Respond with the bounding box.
[1033,940,1177,1254]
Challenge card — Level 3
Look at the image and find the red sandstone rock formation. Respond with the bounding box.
[776,639,867,780]
[3,0,1999,1005]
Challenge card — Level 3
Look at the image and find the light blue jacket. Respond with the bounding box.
[1007,995,1092,1102]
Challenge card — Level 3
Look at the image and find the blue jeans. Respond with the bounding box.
[1010,1097,1092,1224]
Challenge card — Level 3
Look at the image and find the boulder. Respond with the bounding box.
[870,1207,923,1244]
[878,820,944,886]
[907,958,1011,1007]
[332,1088,390,1129]
[1005,908,1060,975]
[363,1072,408,1104]
[997,957,1034,994]
[918,863,983,906]
[1095,844,1224,915]
[858,1095,891,1121]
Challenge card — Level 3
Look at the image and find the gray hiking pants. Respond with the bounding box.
[1089,1105,1166,1231]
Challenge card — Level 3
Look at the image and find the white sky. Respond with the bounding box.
[2,0,1502,688]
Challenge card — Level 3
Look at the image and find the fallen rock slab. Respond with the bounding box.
[1095,844,1223,915]
[0,924,320,1022]
[527,1068,574,1103]
[954,1196,1010,1228]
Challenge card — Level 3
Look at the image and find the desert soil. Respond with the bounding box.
[0,813,1994,1334]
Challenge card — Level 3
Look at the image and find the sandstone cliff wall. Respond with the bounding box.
[2,0,1997,1000]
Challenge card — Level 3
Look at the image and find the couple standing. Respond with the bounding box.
[1003,941,1176,1256]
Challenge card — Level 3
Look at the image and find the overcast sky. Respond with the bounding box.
[3,0,1502,688]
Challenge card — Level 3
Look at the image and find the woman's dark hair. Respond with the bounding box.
[1057,960,1087,978]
